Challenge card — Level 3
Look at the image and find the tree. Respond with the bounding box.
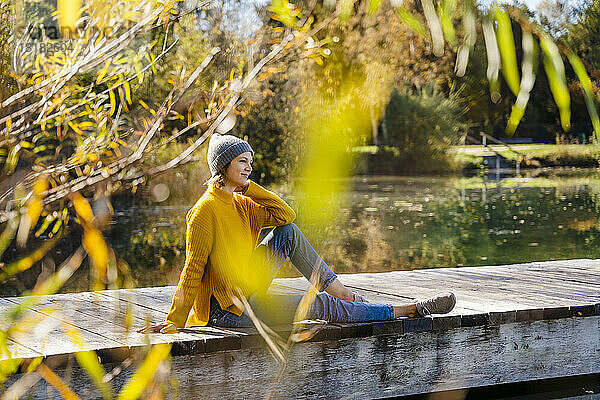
[537,0,580,38]
[567,0,600,75]
[2,0,600,394]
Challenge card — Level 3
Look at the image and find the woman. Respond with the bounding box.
[140,134,456,334]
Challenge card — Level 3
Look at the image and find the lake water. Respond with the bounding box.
[101,168,600,289]
[4,169,599,295]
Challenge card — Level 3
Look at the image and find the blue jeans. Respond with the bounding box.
[209,223,394,327]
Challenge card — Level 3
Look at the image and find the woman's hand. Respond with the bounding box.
[136,322,178,334]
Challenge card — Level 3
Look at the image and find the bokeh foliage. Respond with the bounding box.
[1,0,600,397]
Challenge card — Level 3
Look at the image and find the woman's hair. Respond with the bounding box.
[203,163,229,188]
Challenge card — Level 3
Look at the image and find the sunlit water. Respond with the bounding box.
[101,168,600,289]
[5,169,600,295]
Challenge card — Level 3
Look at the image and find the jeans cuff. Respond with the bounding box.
[319,273,338,292]
[387,304,395,320]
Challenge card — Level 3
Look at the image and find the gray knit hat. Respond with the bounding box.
[207,133,254,177]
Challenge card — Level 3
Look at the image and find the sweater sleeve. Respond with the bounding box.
[165,203,214,328]
[243,180,296,231]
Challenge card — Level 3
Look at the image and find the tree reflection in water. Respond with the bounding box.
[5,170,600,295]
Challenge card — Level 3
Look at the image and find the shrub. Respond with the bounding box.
[378,84,468,174]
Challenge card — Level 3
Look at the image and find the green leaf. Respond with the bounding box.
[2,144,21,175]
[439,0,457,45]
[394,6,427,39]
[540,34,570,131]
[567,52,600,139]
[0,215,19,258]
[506,31,537,134]
[493,6,520,97]
[367,0,381,16]
[339,0,354,21]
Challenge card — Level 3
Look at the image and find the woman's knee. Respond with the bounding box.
[272,223,298,241]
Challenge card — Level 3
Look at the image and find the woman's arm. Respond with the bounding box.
[240,180,296,230]
[164,205,214,329]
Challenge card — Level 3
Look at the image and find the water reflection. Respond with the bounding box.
[103,169,600,287]
[6,170,600,294]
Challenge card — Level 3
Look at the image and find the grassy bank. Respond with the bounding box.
[453,144,600,171]
[352,144,600,175]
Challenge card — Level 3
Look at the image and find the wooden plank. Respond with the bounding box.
[3,296,126,351]
[463,262,600,289]
[454,264,600,291]
[395,268,596,307]
[423,268,600,307]
[2,292,244,359]
[94,289,244,350]
[3,338,42,360]
[353,273,575,313]
[21,292,219,350]
[97,287,175,314]
[3,259,600,361]
[528,259,600,273]
[15,316,600,399]
[0,297,79,358]
[335,271,541,312]
[478,261,600,285]
[423,267,600,302]
[455,267,600,302]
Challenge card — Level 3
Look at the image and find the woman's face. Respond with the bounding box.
[225,151,253,187]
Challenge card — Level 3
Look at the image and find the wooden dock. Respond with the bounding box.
[2,259,600,399]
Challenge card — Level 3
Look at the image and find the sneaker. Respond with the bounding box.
[415,292,456,316]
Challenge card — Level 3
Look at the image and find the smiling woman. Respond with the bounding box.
[139,133,456,334]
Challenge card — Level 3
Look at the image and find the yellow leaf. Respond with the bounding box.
[109,90,116,116]
[62,323,112,400]
[79,121,94,129]
[138,100,149,110]
[57,0,82,34]
[0,235,59,280]
[83,227,108,288]
[71,193,94,224]
[123,81,132,105]
[26,198,43,231]
[118,88,129,112]
[38,363,82,400]
[68,121,84,135]
[96,60,110,85]
[117,343,172,400]
[26,357,44,372]
[33,178,48,195]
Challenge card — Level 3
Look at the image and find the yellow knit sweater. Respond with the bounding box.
[165,180,296,328]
